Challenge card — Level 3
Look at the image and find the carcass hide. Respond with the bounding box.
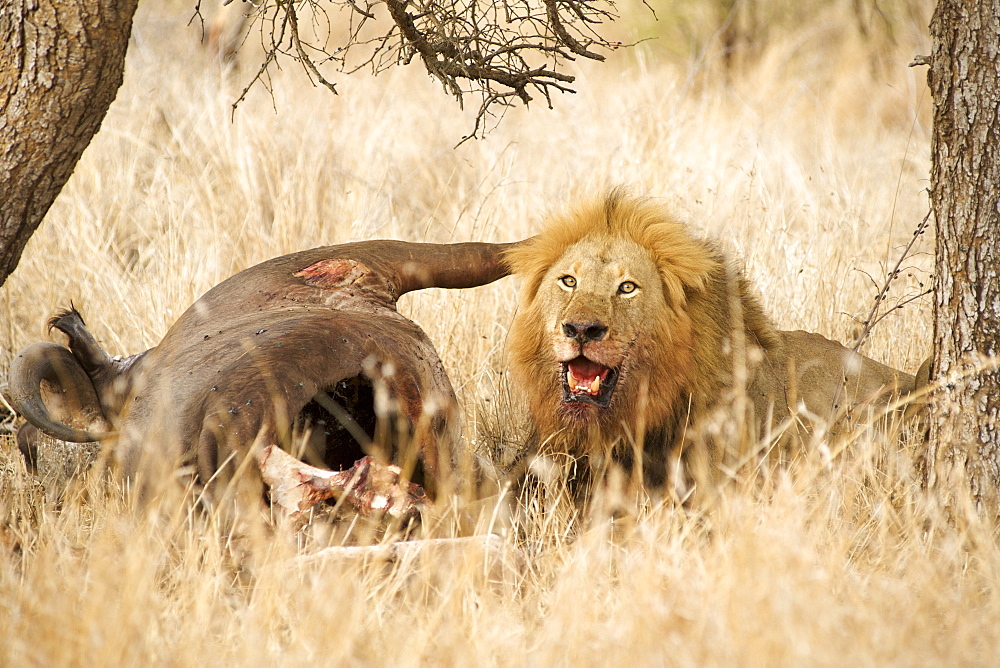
[8,240,515,516]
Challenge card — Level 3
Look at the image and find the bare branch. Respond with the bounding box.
[852,209,932,352]
[544,0,605,59]
[285,2,339,94]
[234,0,624,137]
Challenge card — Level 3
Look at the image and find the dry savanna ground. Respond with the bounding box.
[4,1,998,665]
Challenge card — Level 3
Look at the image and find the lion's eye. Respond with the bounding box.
[559,275,577,289]
[618,281,638,295]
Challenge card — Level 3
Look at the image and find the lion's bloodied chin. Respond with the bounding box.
[560,356,619,410]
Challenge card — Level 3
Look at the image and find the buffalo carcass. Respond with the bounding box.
[8,240,515,518]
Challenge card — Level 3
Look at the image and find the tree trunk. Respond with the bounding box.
[926,1,1000,516]
[0,0,139,287]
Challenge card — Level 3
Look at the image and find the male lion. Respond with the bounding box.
[504,190,915,499]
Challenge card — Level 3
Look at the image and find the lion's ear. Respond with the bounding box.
[503,235,560,301]
[653,245,719,307]
[630,213,720,307]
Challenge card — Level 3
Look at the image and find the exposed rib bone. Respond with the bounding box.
[257,444,426,521]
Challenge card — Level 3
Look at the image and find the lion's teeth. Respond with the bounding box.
[567,368,602,395]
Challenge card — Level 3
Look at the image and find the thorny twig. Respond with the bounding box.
[232,0,625,139]
[851,209,933,353]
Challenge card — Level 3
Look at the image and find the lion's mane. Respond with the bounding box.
[504,190,781,488]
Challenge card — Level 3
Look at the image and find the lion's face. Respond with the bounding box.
[530,234,671,424]
[507,192,717,454]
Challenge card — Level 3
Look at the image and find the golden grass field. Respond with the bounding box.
[7,1,1000,664]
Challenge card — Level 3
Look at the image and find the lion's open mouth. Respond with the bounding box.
[561,356,618,408]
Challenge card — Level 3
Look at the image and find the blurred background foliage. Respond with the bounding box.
[617,0,928,69]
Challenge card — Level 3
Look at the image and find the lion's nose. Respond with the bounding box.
[562,321,608,343]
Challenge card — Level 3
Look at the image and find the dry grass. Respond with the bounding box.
[5,2,997,665]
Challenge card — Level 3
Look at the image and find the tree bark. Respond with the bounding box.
[926,1,1000,515]
[0,0,139,287]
